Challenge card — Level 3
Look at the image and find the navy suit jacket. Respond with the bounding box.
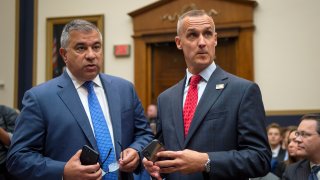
[6,72,154,180]
[157,66,271,180]
[282,159,310,180]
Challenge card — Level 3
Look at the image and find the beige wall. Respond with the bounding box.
[0,0,16,107]
[0,0,319,112]
[254,0,320,111]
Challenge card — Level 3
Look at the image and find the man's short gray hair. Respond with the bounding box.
[60,19,102,48]
[176,9,215,35]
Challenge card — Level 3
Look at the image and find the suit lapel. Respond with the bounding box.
[297,160,311,180]
[171,78,186,149]
[57,72,98,150]
[100,74,121,157]
[184,67,229,147]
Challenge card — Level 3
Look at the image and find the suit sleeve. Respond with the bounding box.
[6,90,65,180]
[127,85,154,152]
[124,84,154,174]
[209,83,271,178]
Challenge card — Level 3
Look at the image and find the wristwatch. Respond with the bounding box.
[204,158,211,173]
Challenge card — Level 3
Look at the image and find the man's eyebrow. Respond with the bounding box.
[204,27,214,31]
[186,28,197,33]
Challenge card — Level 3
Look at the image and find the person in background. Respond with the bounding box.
[143,9,271,180]
[281,126,297,150]
[282,113,320,180]
[146,104,158,135]
[0,105,18,180]
[281,125,297,160]
[274,127,305,177]
[267,123,286,172]
[6,19,154,180]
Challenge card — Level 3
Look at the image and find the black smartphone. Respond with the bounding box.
[80,145,99,165]
[142,139,163,162]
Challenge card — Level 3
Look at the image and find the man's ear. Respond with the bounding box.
[59,48,67,63]
[175,36,182,50]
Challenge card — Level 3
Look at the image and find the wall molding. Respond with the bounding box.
[266,109,320,116]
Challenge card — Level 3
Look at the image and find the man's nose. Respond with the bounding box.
[295,135,302,143]
[198,35,206,48]
[85,48,95,59]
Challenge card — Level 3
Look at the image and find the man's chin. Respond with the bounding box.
[82,72,99,81]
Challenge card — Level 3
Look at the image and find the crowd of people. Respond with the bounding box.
[0,9,319,180]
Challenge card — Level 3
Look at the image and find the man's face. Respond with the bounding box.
[147,105,157,118]
[267,128,282,147]
[59,30,103,81]
[175,15,217,74]
[296,120,320,159]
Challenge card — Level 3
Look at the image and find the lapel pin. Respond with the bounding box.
[216,84,224,90]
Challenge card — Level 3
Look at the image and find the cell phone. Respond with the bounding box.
[80,145,99,165]
[142,139,163,162]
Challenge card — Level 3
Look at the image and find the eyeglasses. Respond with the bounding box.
[295,131,319,138]
[100,148,119,173]
[99,141,124,174]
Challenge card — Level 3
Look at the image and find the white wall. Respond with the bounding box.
[1,0,320,112]
[254,0,320,111]
[0,0,16,107]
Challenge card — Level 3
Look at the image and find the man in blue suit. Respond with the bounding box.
[143,10,271,180]
[7,19,154,180]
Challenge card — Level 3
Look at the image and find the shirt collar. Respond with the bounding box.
[271,144,281,157]
[310,162,320,168]
[66,68,102,89]
[185,62,216,87]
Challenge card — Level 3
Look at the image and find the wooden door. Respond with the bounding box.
[151,42,185,103]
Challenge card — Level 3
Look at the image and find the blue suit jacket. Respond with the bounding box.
[157,66,271,180]
[7,72,154,180]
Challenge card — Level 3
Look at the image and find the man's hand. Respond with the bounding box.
[118,148,139,172]
[0,127,10,146]
[155,149,208,174]
[142,157,162,180]
[63,150,102,180]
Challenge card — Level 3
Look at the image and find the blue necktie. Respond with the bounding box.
[309,165,320,180]
[83,81,117,180]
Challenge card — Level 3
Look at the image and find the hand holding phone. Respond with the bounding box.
[142,139,164,162]
[80,145,99,165]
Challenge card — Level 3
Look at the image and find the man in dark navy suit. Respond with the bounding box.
[143,10,271,180]
[283,114,320,180]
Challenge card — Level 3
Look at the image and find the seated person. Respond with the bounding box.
[267,123,286,172]
[274,127,305,177]
[281,125,297,160]
[282,114,320,180]
[0,105,18,179]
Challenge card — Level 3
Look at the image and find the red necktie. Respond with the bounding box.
[183,75,202,136]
